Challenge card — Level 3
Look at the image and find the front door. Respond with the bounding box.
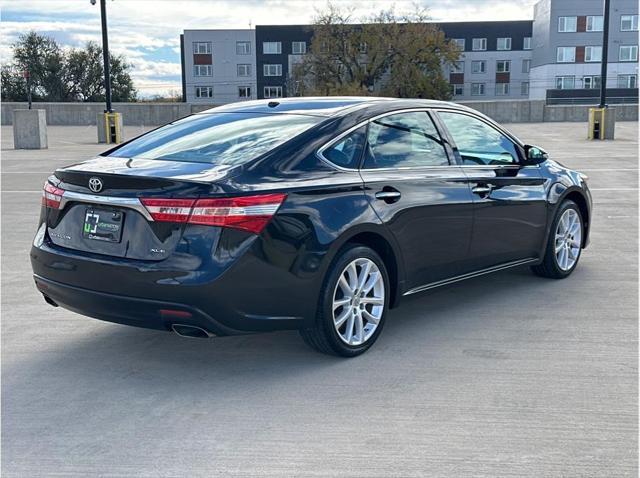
[436,110,548,272]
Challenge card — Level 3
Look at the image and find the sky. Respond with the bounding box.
[0,0,537,98]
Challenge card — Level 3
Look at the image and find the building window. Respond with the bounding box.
[522,59,531,73]
[583,76,601,89]
[496,60,511,73]
[193,65,212,76]
[495,83,510,96]
[264,86,283,98]
[558,16,577,32]
[472,38,487,51]
[359,42,368,53]
[557,46,576,63]
[452,38,465,50]
[555,76,576,89]
[452,84,464,96]
[471,83,485,96]
[292,41,306,54]
[523,37,532,50]
[193,42,212,54]
[236,41,251,55]
[618,74,637,88]
[521,81,529,96]
[471,60,486,74]
[586,16,604,32]
[263,64,282,76]
[451,61,464,73]
[238,86,251,99]
[497,37,512,51]
[263,42,282,54]
[585,46,602,62]
[621,15,639,31]
[237,64,251,77]
[619,45,638,61]
[195,86,213,98]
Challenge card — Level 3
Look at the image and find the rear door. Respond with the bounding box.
[357,110,475,291]
[436,110,548,272]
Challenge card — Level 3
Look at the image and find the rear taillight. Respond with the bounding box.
[140,193,287,234]
[42,182,64,209]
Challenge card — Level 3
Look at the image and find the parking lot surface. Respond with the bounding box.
[2,122,638,477]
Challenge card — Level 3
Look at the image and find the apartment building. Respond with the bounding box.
[529,0,638,100]
[180,29,256,104]
[180,0,638,104]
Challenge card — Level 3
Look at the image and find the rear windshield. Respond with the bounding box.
[109,112,322,164]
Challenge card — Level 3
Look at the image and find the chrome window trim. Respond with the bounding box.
[59,190,154,221]
[316,107,457,172]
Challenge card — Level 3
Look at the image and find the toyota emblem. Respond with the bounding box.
[88,177,103,193]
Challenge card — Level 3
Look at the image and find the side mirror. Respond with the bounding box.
[524,145,548,164]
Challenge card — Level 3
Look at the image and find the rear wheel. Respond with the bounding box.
[299,245,389,357]
[532,200,583,279]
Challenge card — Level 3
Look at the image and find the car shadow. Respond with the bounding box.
[4,265,588,400]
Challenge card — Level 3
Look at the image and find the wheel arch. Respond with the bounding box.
[548,184,591,249]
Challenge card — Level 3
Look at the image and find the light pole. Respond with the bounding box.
[599,0,611,108]
[92,0,113,112]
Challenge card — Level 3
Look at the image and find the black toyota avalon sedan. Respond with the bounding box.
[31,97,592,356]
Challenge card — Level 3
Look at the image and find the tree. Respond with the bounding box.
[291,3,460,100]
[1,32,137,102]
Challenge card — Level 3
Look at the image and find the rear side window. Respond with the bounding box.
[362,112,450,169]
[109,113,322,164]
[438,111,519,165]
[322,125,367,169]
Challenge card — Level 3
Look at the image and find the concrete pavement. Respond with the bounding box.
[1,122,638,477]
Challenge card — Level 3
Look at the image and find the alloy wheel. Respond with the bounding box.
[554,209,582,271]
[332,258,385,346]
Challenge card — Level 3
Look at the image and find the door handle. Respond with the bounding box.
[472,185,493,195]
[375,189,402,203]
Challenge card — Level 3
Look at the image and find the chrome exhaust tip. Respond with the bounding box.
[171,324,213,339]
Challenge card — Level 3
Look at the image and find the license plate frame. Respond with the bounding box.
[82,207,124,243]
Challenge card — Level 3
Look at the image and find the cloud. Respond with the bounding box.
[0,0,536,97]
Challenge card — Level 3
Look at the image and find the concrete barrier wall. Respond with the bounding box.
[2,100,637,126]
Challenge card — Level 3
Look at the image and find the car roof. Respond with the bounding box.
[197,96,473,118]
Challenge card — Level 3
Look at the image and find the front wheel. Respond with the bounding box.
[532,200,583,279]
[299,245,389,357]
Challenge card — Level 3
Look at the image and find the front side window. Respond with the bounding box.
[472,38,487,51]
[110,113,321,165]
[236,41,251,55]
[322,126,367,169]
[619,45,638,61]
[556,76,576,89]
[471,83,485,96]
[472,60,486,74]
[585,46,602,62]
[363,112,450,169]
[558,16,577,32]
[237,64,251,77]
[586,16,604,31]
[621,15,639,31]
[194,65,212,77]
[497,37,512,50]
[438,112,519,166]
[263,64,283,76]
[618,74,637,88]
[193,42,212,54]
[523,37,532,50]
[263,42,282,54]
[292,41,306,54]
[264,86,283,98]
[496,60,511,73]
[557,46,576,63]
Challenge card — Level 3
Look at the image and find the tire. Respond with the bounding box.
[531,200,583,279]
[299,245,390,357]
